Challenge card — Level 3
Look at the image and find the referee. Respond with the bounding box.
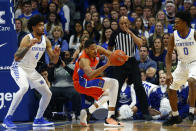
[108,16,152,120]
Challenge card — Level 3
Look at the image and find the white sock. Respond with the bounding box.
[89,105,96,114]
[172,111,179,116]
[189,107,195,114]
[108,111,115,118]
[89,96,109,114]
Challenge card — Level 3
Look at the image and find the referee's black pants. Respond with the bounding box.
[111,57,149,116]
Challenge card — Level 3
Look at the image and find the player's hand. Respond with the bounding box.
[166,73,173,87]
[53,45,61,56]
[29,38,38,47]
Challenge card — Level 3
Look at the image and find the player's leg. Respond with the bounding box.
[2,67,29,128]
[163,62,187,126]
[127,57,151,120]
[187,61,196,121]
[28,70,53,126]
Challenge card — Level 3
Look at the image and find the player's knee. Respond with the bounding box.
[20,86,29,94]
[111,79,119,89]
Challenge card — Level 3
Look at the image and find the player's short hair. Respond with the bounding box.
[27,15,44,32]
[84,39,96,48]
[175,11,192,27]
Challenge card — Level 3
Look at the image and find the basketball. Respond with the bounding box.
[109,50,129,66]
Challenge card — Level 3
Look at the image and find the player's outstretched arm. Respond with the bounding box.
[14,35,37,61]
[45,36,60,64]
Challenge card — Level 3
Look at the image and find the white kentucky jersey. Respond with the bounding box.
[174,28,196,63]
[142,81,158,97]
[17,34,46,69]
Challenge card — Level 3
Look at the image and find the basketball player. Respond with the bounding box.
[163,11,196,126]
[2,15,60,128]
[73,39,125,126]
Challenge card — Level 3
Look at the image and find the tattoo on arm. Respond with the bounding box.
[15,46,30,59]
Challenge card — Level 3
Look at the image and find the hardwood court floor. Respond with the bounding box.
[0,119,196,131]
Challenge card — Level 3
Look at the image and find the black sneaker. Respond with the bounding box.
[188,113,194,121]
[162,115,182,126]
[143,114,152,121]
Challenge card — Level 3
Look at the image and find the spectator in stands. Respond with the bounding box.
[102,17,111,29]
[18,0,39,32]
[48,2,59,14]
[110,10,119,21]
[148,21,164,48]
[31,0,39,14]
[39,0,49,18]
[52,0,70,35]
[91,12,102,32]
[164,49,178,73]
[148,72,171,120]
[183,0,193,11]
[45,26,69,65]
[100,2,111,20]
[85,21,100,43]
[47,51,81,120]
[15,18,27,47]
[124,0,132,14]
[89,4,97,14]
[83,12,92,29]
[111,20,119,31]
[142,6,152,29]
[135,5,143,17]
[149,37,167,71]
[130,12,138,19]
[112,0,120,12]
[71,36,89,63]
[45,12,62,39]
[138,45,157,78]
[133,0,143,7]
[162,33,170,50]
[149,10,173,36]
[141,36,148,46]
[152,0,162,14]
[189,5,196,29]
[165,1,176,26]
[82,29,90,38]
[15,0,23,18]
[134,17,150,39]
[177,85,189,119]
[69,21,83,51]
[147,16,156,32]
[63,0,77,31]
[117,80,138,120]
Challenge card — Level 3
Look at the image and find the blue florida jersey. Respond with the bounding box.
[17,34,46,69]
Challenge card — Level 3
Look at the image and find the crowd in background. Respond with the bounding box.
[14,0,196,120]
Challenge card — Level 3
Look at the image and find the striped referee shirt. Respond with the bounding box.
[108,29,138,57]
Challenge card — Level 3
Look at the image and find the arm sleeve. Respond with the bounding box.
[129,85,136,109]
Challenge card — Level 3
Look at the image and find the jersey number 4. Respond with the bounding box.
[183,47,189,55]
[35,52,39,59]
